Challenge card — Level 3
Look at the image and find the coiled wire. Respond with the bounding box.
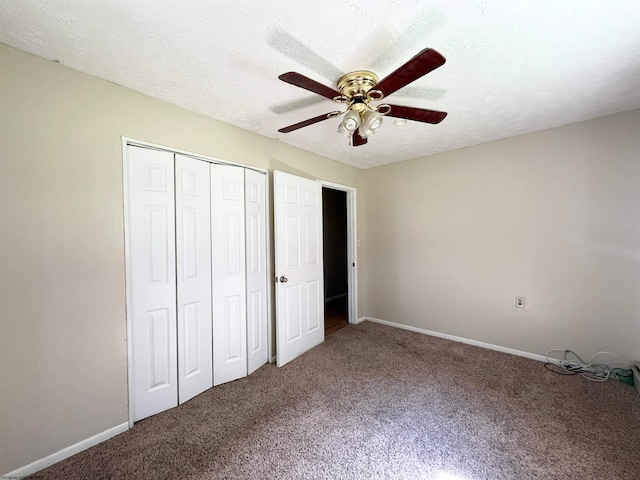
[545,349,634,384]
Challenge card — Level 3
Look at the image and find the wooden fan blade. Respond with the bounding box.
[278,112,335,133]
[353,130,368,146]
[385,104,448,124]
[375,49,446,98]
[278,72,342,100]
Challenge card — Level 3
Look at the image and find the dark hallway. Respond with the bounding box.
[322,187,349,336]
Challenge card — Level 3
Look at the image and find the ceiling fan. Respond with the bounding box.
[277,48,447,147]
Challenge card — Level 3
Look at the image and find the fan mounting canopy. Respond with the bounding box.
[337,70,379,99]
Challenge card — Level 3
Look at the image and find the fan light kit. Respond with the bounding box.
[278,48,448,147]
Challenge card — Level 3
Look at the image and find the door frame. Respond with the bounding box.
[317,180,358,324]
[122,136,273,428]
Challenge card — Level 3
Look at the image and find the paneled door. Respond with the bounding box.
[127,146,178,422]
[211,164,247,385]
[273,171,324,367]
[245,169,269,374]
[175,154,213,403]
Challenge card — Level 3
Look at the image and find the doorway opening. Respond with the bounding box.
[321,183,357,336]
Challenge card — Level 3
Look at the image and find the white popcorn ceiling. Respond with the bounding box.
[2,1,640,169]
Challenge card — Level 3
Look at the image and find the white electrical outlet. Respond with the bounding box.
[515,296,525,308]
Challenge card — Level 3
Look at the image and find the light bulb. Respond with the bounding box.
[343,118,358,130]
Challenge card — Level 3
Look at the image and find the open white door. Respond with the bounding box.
[274,171,324,367]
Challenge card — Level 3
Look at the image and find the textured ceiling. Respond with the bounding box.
[2,1,640,169]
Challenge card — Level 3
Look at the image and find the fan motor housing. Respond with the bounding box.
[337,70,379,98]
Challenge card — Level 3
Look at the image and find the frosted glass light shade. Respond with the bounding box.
[363,110,383,131]
[338,110,361,136]
[359,110,383,138]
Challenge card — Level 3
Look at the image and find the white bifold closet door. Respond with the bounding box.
[210,165,268,384]
[128,146,178,421]
[128,146,269,421]
[245,169,269,374]
[175,154,213,403]
[211,164,247,386]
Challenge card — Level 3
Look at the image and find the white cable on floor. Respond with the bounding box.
[545,349,633,383]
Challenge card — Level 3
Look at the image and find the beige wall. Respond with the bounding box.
[362,110,640,361]
[0,44,363,474]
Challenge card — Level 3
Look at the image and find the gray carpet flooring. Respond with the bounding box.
[30,321,640,479]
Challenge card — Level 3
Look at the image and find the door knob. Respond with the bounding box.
[279,275,288,283]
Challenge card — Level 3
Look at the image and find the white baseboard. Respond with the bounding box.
[355,316,367,324]
[3,422,129,478]
[269,355,277,364]
[363,316,546,363]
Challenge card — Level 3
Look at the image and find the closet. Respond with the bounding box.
[125,145,268,422]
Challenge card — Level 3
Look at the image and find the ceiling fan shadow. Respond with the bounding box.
[363,9,448,75]
[229,56,276,81]
[267,30,343,81]
[269,96,327,115]
[393,86,447,101]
